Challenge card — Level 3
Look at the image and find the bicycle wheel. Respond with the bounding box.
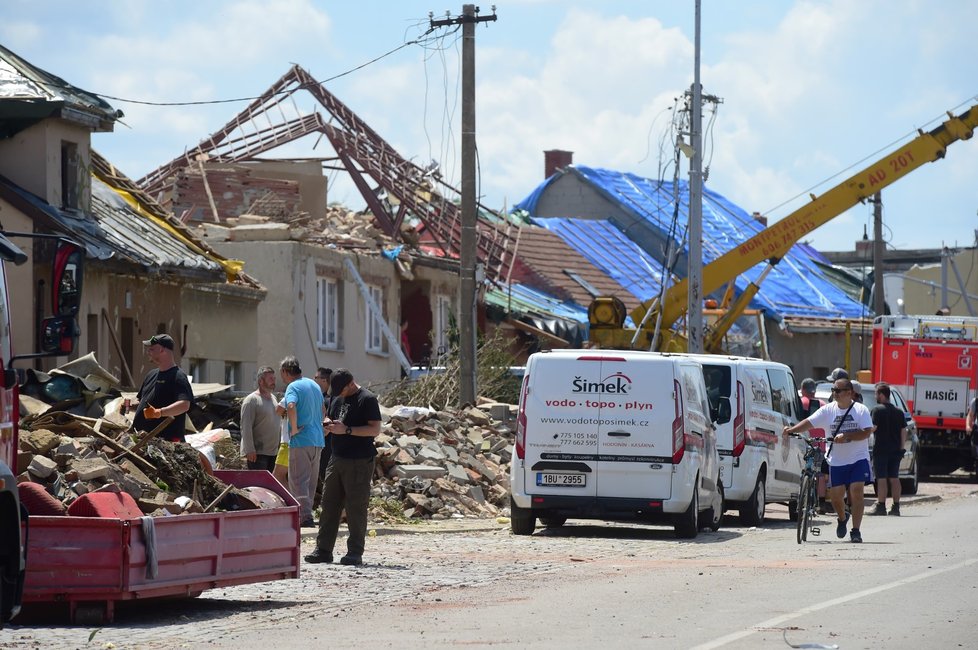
[796,474,811,544]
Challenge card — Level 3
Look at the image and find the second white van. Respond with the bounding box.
[686,354,805,525]
[509,349,723,539]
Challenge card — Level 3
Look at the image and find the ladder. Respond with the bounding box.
[343,258,412,376]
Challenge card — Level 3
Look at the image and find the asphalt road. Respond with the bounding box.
[4,477,976,649]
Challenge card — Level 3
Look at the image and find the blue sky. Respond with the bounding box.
[2,0,976,253]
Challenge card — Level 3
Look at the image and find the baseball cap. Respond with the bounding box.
[826,367,849,382]
[143,334,174,350]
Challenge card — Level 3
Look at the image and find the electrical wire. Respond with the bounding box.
[66,26,449,107]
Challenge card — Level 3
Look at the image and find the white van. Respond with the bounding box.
[686,354,805,525]
[509,349,723,539]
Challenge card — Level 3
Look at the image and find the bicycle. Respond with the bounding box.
[790,433,825,543]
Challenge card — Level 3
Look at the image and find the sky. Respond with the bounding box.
[2,0,976,253]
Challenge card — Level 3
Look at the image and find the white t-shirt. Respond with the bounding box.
[808,400,873,466]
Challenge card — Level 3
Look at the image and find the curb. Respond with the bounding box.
[299,520,507,542]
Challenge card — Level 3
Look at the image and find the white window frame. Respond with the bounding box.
[433,294,454,358]
[365,284,385,353]
[316,276,339,349]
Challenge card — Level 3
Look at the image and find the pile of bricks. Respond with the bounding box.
[370,401,515,520]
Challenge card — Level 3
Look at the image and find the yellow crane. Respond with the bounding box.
[588,101,978,352]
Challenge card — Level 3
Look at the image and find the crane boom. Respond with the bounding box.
[591,101,978,350]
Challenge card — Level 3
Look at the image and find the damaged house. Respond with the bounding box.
[0,45,264,388]
[512,155,872,380]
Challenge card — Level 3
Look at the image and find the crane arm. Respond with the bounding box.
[600,101,978,350]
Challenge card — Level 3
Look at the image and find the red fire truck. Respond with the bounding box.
[871,315,978,478]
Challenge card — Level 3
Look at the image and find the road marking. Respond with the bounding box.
[692,556,978,649]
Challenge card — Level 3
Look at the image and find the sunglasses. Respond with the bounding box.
[831,388,850,394]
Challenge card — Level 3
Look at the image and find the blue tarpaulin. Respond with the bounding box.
[515,166,867,320]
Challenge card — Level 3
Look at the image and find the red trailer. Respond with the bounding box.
[20,469,300,624]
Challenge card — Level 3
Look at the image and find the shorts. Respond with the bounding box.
[275,442,289,467]
[873,451,902,479]
[829,458,872,488]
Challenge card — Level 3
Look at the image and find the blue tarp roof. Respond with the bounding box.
[515,166,866,320]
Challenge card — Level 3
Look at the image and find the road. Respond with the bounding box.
[4,478,976,649]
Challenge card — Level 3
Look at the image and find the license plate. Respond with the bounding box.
[537,472,586,487]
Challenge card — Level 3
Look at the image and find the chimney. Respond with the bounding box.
[544,150,574,179]
[751,211,768,227]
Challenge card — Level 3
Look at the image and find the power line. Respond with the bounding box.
[69,28,449,108]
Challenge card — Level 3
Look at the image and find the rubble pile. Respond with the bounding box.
[16,412,257,517]
[369,401,516,521]
[197,205,405,251]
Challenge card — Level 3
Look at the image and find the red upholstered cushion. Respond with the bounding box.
[17,482,66,516]
[66,491,143,519]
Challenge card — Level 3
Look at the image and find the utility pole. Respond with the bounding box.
[872,192,885,316]
[687,0,704,352]
[431,5,496,406]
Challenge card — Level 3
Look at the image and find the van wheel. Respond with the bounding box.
[739,474,766,526]
[539,517,566,528]
[674,481,699,539]
[510,497,536,536]
[787,498,799,522]
[701,482,724,532]
[901,462,919,495]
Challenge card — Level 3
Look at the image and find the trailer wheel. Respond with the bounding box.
[72,602,111,626]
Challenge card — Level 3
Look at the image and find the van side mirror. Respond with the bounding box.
[712,396,732,425]
[52,242,83,317]
[39,316,78,355]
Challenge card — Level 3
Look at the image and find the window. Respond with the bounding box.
[189,358,205,383]
[60,141,80,210]
[767,368,795,418]
[316,276,340,349]
[433,294,455,358]
[224,361,240,389]
[365,284,386,353]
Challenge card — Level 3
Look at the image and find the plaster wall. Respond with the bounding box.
[0,119,91,209]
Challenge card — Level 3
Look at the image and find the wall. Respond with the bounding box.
[899,248,978,316]
[213,240,297,372]
[0,119,92,209]
[181,284,261,390]
[215,239,461,386]
[767,327,871,385]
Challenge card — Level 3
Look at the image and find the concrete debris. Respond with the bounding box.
[370,402,516,521]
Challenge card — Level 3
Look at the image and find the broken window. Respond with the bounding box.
[433,294,455,360]
[365,284,386,354]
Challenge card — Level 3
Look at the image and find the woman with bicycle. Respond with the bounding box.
[783,377,874,543]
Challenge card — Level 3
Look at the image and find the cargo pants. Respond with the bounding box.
[315,455,376,558]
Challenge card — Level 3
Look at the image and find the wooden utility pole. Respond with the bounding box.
[431,5,496,406]
[873,192,885,316]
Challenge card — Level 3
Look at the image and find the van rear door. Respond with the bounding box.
[521,352,599,499]
[594,355,676,500]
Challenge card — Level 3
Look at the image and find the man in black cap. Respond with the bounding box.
[306,368,381,566]
[132,333,195,442]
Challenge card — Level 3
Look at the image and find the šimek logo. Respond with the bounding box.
[571,372,632,395]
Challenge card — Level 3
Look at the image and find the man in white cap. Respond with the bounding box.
[132,333,194,442]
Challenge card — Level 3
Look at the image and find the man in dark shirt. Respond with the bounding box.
[306,368,381,566]
[869,382,908,516]
[132,334,195,443]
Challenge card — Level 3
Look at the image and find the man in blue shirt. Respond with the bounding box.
[279,356,324,528]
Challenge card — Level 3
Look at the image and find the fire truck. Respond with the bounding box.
[871,315,978,478]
